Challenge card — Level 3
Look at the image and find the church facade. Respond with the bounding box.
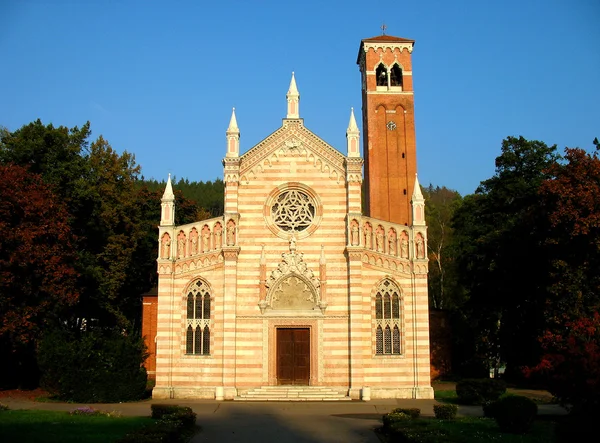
[144,35,434,400]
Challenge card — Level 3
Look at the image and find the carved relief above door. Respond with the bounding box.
[259,236,327,314]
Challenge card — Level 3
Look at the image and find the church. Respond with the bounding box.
[142,34,434,400]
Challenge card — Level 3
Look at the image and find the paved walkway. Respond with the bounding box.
[1,397,568,443]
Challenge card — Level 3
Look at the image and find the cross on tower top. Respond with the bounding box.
[381,23,387,35]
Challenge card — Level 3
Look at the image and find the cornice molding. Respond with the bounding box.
[363,42,413,54]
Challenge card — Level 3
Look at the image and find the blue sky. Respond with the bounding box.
[1,0,598,196]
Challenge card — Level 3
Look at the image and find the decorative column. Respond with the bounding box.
[221,243,240,399]
[346,245,365,400]
[318,245,328,312]
[154,174,177,399]
[345,107,367,399]
[258,245,268,313]
[221,108,242,399]
[409,173,433,398]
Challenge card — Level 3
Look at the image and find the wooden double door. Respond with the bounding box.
[276,328,310,385]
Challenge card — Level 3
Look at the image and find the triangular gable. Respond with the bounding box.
[239,119,346,184]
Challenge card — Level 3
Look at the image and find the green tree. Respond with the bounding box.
[451,136,560,377]
[38,328,148,402]
[0,119,212,390]
[1,121,149,328]
[423,185,463,310]
[73,136,144,327]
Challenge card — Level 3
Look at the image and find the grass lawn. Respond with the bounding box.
[434,389,461,404]
[0,410,153,443]
[381,416,557,443]
[433,384,555,405]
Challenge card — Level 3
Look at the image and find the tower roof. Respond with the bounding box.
[361,34,415,44]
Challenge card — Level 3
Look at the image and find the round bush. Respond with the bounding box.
[382,412,412,430]
[482,400,500,418]
[493,395,538,434]
[391,408,421,419]
[456,378,507,405]
[433,404,458,420]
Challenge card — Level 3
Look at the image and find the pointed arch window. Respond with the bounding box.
[185,279,212,355]
[376,63,388,87]
[390,64,403,88]
[374,279,402,355]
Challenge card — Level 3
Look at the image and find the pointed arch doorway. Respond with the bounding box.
[276,328,310,385]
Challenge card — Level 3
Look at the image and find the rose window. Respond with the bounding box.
[271,190,316,232]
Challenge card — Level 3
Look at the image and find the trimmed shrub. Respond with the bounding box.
[493,395,538,434]
[151,405,196,429]
[391,407,421,419]
[118,405,197,443]
[482,400,500,418]
[38,328,148,403]
[162,410,197,428]
[433,404,458,419]
[382,412,412,430]
[455,378,506,405]
[150,404,190,420]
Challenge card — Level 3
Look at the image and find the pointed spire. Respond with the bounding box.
[347,107,359,132]
[411,174,424,201]
[226,107,240,158]
[288,72,299,95]
[160,173,175,226]
[227,107,239,133]
[286,72,300,119]
[411,173,425,226]
[162,173,175,202]
[346,107,361,158]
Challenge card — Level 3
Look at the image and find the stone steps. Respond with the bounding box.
[235,386,352,401]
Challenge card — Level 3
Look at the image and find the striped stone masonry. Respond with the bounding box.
[151,36,433,401]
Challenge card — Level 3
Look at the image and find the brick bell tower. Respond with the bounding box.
[357,34,417,226]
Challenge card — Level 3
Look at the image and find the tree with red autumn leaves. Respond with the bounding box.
[526,313,600,414]
[526,140,600,414]
[0,164,78,387]
[541,141,600,323]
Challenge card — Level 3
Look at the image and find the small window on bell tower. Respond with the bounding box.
[376,63,387,87]
[390,64,403,88]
